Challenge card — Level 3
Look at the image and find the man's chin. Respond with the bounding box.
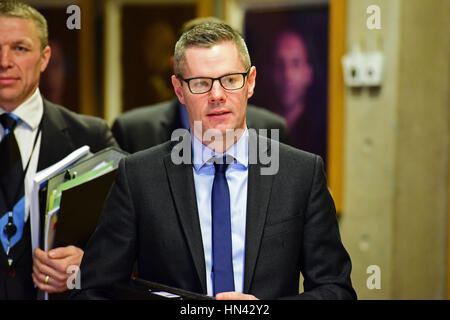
[192,119,245,138]
[207,125,245,136]
[202,126,228,140]
[0,96,21,111]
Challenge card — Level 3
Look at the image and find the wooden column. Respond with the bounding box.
[327,0,346,214]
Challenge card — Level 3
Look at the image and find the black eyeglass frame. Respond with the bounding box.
[177,68,251,94]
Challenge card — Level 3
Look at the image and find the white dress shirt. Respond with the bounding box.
[0,88,43,222]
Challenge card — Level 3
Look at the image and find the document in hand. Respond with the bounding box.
[30,145,92,257]
[114,277,215,300]
[42,147,127,252]
[44,162,115,251]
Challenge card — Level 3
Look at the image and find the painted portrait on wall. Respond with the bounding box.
[245,3,329,164]
[121,3,196,112]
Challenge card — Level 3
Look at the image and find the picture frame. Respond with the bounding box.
[102,0,200,122]
[24,0,82,114]
[224,0,346,214]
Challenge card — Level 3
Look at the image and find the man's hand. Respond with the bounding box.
[32,246,83,293]
[215,292,259,300]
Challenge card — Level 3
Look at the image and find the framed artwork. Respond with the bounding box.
[225,0,346,213]
[244,3,329,165]
[121,2,196,112]
[23,0,100,116]
[102,0,199,121]
[25,0,81,113]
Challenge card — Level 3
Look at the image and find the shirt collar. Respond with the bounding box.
[192,127,249,171]
[0,88,43,130]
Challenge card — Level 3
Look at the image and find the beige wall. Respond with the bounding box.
[340,0,449,299]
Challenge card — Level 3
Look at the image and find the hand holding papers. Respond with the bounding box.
[33,147,127,300]
[30,146,91,256]
[30,146,127,257]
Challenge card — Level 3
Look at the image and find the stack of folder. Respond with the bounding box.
[42,147,126,251]
[28,146,127,300]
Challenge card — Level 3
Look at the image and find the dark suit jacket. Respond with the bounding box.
[0,99,118,300]
[72,131,356,300]
[111,99,289,153]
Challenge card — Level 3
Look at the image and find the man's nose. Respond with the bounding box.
[0,49,13,69]
[208,79,226,104]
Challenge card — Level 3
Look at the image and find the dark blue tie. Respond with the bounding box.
[211,157,235,295]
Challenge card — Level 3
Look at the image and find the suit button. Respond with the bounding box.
[8,269,16,278]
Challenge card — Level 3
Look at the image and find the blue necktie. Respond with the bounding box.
[0,113,25,256]
[211,156,235,295]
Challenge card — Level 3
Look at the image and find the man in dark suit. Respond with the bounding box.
[73,22,355,300]
[0,1,117,299]
[112,99,288,154]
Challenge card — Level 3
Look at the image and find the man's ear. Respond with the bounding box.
[171,75,185,104]
[247,66,256,99]
[40,45,51,73]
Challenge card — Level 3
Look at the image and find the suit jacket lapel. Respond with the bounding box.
[37,100,74,171]
[243,130,275,293]
[163,146,207,294]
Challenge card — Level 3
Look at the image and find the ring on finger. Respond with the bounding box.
[44,275,50,284]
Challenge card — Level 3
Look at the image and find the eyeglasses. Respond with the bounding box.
[177,68,251,94]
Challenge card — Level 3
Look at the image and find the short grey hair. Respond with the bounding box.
[179,16,224,35]
[174,21,251,76]
[0,0,49,50]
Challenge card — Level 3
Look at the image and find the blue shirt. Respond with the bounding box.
[191,129,249,296]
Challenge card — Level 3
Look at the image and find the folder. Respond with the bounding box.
[53,169,117,249]
[114,278,214,300]
[43,147,127,252]
[30,145,91,257]
[38,147,127,301]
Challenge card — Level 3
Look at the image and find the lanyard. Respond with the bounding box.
[0,120,42,212]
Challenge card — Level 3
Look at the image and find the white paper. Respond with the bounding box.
[30,145,90,256]
[43,207,59,252]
